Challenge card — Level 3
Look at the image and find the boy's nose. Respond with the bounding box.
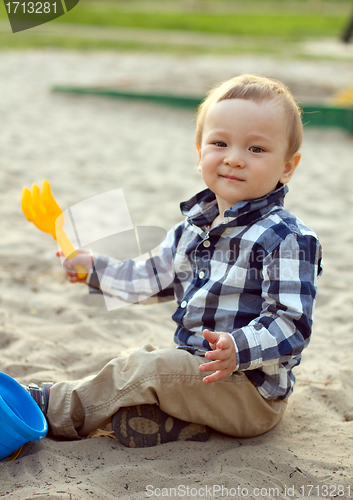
[223,149,245,168]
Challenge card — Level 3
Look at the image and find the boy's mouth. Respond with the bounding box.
[221,174,245,182]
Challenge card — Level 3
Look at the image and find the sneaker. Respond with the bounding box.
[111,404,210,448]
[23,382,53,415]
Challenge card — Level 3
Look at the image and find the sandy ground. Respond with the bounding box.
[0,49,352,500]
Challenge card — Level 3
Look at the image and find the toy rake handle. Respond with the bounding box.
[69,260,88,281]
[73,267,88,280]
[56,228,88,280]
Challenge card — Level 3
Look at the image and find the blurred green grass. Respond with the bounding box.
[55,10,345,38]
[0,0,350,54]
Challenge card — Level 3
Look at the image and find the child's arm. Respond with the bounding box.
[199,329,238,383]
[56,224,181,304]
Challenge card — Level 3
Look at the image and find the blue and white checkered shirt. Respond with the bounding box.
[88,185,322,400]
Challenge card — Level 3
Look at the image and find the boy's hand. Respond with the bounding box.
[199,329,237,383]
[56,249,93,283]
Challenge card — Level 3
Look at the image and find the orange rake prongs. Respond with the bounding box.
[21,180,61,238]
[21,180,88,279]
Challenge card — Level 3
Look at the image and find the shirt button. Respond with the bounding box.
[203,240,211,248]
[224,228,232,235]
[180,300,187,308]
[199,271,205,279]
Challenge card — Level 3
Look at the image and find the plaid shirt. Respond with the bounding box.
[88,185,322,400]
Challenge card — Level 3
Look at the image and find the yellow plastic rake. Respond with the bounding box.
[21,180,88,279]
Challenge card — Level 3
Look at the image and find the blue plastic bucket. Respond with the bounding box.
[0,373,48,460]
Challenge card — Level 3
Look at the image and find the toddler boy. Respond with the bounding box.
[26,74,322,447]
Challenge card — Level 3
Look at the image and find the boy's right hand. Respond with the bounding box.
[56,249,93,283]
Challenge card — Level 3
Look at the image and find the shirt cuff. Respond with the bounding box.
[228,326,263,372]
[86,255,110,290]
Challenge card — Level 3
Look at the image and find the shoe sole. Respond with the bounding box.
[111,404,210,448]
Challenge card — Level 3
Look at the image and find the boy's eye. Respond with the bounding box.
[249,146,264,153]
[213,141,227,147]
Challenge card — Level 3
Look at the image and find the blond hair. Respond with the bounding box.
[196,74,302,160]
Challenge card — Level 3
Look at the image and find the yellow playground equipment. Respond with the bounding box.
[331,85,353,107]
[21,180,88,279]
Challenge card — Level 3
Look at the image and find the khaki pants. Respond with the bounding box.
[47,345,287,439]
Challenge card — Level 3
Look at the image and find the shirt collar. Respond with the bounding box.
[180,185,289,228]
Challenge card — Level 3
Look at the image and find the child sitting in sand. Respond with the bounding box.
[25,74,322,447]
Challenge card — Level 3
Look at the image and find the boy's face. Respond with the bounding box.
[197,98,300,213]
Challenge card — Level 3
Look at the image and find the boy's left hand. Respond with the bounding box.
[199,329,237,383]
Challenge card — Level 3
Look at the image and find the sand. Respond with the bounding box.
[0,49,352,500]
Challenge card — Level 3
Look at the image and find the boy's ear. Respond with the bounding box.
[196,143,202,172]
[280,153,301,184]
